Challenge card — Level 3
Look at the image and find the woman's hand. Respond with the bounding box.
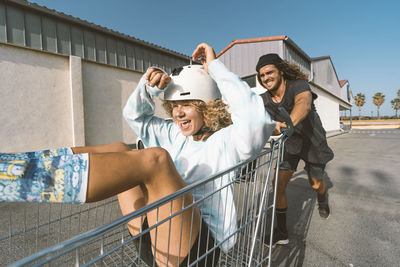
[192,43,216,74]
[145,68,171,90]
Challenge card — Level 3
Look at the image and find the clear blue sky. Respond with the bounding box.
[30,0,400,117]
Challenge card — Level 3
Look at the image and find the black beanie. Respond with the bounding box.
[256,53,283,72]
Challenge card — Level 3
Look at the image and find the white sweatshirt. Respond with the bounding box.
[123,59,275,252]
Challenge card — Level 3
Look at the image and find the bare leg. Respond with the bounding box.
[73,142,147,236]
[71,142,131,154]
[1,142,201,265]
[85,147,201,266]
[308,174,330,218]
[275,169,295,209]
[308,175,326,194]
[75,142,200,264]
[117,186,147,234]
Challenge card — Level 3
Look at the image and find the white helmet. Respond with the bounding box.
[164,65,221,102]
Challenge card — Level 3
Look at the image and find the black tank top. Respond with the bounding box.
[260,79,334,164]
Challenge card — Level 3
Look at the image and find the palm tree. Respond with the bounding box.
[391,97,400,118]
[353,93,365,120]
[372,92,385,119]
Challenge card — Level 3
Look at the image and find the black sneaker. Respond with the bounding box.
[265,229,289,247]
[317,191,330,219]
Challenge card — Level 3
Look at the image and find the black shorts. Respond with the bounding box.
[135,217,220,267]
[280,151,326,180]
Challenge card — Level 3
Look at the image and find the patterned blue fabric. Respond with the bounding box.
[0,152,88,203]
[0,147,72,161]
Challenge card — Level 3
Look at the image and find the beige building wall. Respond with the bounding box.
[0,43,72,152]
[82,61,139,146]
[311,85,341,132]
[0,43,168,152]
[81,61,168,146]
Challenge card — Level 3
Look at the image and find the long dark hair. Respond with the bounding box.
[276,61,309,80]
[257,60,309,85]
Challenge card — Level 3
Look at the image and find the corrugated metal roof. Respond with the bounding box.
[217,35,311,78]
[283,36,311,61]
[311,56,342,91]
[312,55,331,61]
[217,35,311,62]
[216,35,287,57]
[0,0,190,73]
[11,0,189,58]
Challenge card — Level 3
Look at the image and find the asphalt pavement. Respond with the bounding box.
[1,129,399,266]
[272,129,400,267]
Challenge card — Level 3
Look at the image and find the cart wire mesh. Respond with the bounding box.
[2,134,288,267]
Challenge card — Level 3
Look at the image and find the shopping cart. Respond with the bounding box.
[2,108,293,267]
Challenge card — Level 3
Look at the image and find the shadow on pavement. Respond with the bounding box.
[269,170,333,266]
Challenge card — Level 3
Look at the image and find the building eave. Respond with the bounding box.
[310,81,352,109]
[311,55,343,91]
[5,0,190,60]
[216,35,287,58]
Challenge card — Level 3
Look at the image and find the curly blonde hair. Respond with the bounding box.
[162,99,232,132]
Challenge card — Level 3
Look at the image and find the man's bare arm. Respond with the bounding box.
[290,90,312,126]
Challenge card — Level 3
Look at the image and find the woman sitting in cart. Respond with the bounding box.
[0,43,275,266]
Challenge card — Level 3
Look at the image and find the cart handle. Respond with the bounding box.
[278,106,293,137]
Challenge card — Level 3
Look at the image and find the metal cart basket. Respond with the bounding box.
[2,110,293,267]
